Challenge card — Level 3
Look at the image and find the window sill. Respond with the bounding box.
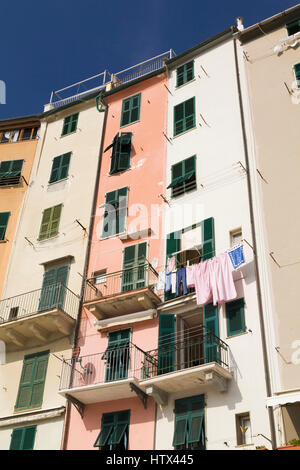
[235,443,254,448]
[0,239,8,243]
[14,406,42,414]
[0,139,38,145]
[108,168,131,177]
[226,330,248,339]
[120,119,140,129]
[100,230,126,241]
[173,126,196,140]
[37,234,60,243]
[175,78,196,90]
[170,186,198,199]
[60,130,77,139]
[48,177,69,186]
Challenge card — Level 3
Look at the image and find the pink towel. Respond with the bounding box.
[167,256,175,272]
[209,253,237,305]
[186,265,195,288]
[194,261,212,305]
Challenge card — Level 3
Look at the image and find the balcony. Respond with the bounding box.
[84,263,162,319]
[139,325,232,403]
[59,343,146,404]
[0,283,80,351]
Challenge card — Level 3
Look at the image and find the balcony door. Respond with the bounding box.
[105,329,130,382]
[38,265,69,312]
[203,303,220,364]
[121,242,147,292]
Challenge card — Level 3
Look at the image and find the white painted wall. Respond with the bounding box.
[156,37,271,450]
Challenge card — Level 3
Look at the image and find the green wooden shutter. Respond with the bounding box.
[49,153,71,183]
[174,98,195,136]
[62,113,79,136]
[38,205,62,240]
[173,416,188,446]
[287,19,300,36]
[158,314,175,375]
[0,211,10,240]
[226,298,246,337]
[15,357,36,410]
[108,134,120,174]
[10,428,23,450]
[176,61,194,87]
[105,329,130,382]
[174,102,184,136]
[201,217,215,260]
[294,63,300,89]
[15,352,49,411]
[39,265,69,311]
[203,303,220,364]
[117,187,128,234]
[118,133,132,171]
[102,190,117,238]
[21,426,37,450]
[122,243,146,291]
[183,156,196,192]
[165,231,180,300]
[121,94,141,127]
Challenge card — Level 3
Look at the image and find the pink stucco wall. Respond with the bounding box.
[66,396,156,450]
[65,72,167,450]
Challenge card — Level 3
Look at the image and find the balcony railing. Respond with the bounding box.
[141,325,230,379]
[84,263,159,303]
[0,283,80,324]
[59,342,147,391]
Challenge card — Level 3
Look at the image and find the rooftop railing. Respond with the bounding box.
[0,283,80,324]
[47,50,176,110]
[84,263,159,303]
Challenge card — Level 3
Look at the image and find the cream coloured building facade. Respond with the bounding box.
[0,96,106,449]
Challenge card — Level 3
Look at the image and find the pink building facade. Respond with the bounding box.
[62,70,168,450]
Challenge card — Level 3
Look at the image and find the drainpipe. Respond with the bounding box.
[61,92,109,450]
[232,33,277,449]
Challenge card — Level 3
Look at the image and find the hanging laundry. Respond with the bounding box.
[171,271,176,294]
[228,244,245,269]
[194,261,212,305]
[156,270,166,290]
[209,253,237,306]
[186,264,195,288]
[167,256,176,272]
[176,267,188,297]
[165,271,172,292]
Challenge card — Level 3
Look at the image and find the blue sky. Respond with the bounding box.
[0,0,298,119]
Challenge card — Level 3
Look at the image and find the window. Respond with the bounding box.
[174,97,196,137]
[94,269,107,284]
[104,329,131,382]
[0,159,24,186]
[226,298,246,337]
[230,228,242,247]
[38,265,69,312]
[120,94,141,127]
[61,113,79,136]
[236,413,252,445]
[38,204,62,240]
[294,63,300,89]
[15,351,49,411]
[102,187,128,238]
[49,152,71,183]
[94,410,130,450]
[173,395,205,450]
[105,132,132,174]
[168,156,196,197]
[10,425,37,450]
[176,61,194,87]
[287,18,300,36]
[122,242,147,292]
[0,127,39,144]
[0,212,10,241]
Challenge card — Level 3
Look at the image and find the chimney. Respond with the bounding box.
[236,17,244,31]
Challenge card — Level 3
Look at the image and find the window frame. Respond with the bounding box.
[48,152,71,184]
[0,211,11,241]
[286,18,300,36]
[168,155,196,197]
[94,410,130,450]
[294,63,300,89]
[9,425,37,450]
[173,395,205,450]
[120,93,141,127]
[173,97,196,137]
[176,60,194,88]
[38,204,63,241]
[0,159,24,186]
[61,113,79,136]
[236,412,252,446]
[101,187,128,239]
[226,298,246,337]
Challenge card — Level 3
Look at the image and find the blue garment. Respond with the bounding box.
[165,271,172,292]
[176,267,188,297]
[228,244,245,269]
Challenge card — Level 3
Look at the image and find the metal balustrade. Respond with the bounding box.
[141,325,230,379]
[84,263,159,303]
[0,283,80,324]
[59,342,147,391]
